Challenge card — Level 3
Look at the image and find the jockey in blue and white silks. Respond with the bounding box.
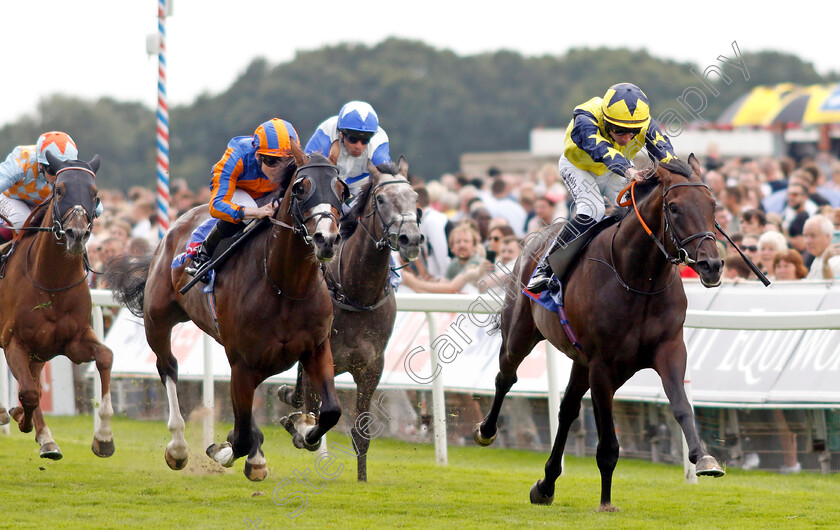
[304,101,391,197]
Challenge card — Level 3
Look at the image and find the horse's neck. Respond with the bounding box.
[265,212,321,297]
[336,219,392,304]
[613,194,672,278]
[28,217,83,283]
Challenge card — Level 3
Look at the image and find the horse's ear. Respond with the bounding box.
[45,150,61,172]
[89,154,101,174]
[327,140,340,166]
[367,160,382,180]
[687,153,701,175]
[397,156,409,177]
[290,139,308,169]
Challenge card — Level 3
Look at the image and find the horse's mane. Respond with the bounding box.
[267,158,302,201]
[609,159,695,221]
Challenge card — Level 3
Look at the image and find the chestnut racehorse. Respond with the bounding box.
[0,152,114,460]
[474,155,725,511]
[279,158,424,481]
[107,142,347,481]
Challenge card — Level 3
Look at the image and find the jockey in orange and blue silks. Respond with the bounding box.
[0,131,81,232]
[304,101,391,197]
[527,83,679,293]
[185,118,300,278]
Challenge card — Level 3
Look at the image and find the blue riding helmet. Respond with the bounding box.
[336,101,379,133]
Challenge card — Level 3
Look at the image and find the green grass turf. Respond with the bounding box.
[0,414,838,528]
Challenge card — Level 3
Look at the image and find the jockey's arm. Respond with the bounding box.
[0,148,25,194]
[241,203,274,220]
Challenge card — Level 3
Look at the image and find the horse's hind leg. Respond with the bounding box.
[530,362,590,506]
[147,322,189,470]
[350,361,384,482]
[5,341,40,435]
[655,342,724,477]
[284,341,341,450]
[277,365,304,408]
[475,300,541,446]
[588,362,622,512]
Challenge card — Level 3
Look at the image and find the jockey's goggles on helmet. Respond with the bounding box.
[340,129,374,145]
[260,154,288,167]
[610,125,641,136]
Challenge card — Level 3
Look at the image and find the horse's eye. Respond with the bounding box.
[668,203,678,214]
[376,195,385,205]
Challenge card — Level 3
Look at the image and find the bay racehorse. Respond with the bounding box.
[106,141,347,481]
[474,154,725,511]
[0,152,114,460]
[279,158,424,481]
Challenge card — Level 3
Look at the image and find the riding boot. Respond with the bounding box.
[527,215,594,293]
[185,223,225,277]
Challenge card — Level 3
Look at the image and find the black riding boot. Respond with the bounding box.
[184,223,226,277]
[527,215,594,293]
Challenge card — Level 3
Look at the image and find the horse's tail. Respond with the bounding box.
[104,252,153,318]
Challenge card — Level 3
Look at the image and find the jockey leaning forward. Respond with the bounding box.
[527,82,679,293]
[0,131,87,236]
[185,118,300,276]
[304,101,391,239]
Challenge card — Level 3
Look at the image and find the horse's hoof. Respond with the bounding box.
[91,438,115,458]
[206,442,235,467]
[696,455,725,477]
[0,408,9,425]
[9,407,31,432]
[529,480,554,505]
[165,447,188,470]
[277,385,303,408]
[598,503,620,512]
[473,423,497,447]
[39,442,63,460]
[302,436,322,452]
[244,460,268,481]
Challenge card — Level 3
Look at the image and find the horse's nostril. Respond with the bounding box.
[399,234,409,246]
[312,233,325,245]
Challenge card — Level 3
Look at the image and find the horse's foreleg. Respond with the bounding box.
[476,303,541,446]
[655,344,724,478]
[297,341,341,448]
[588,363,620,512]
[209,362,266,481]
[531,362,590,506]
[83,334,115,458]
[26,362,63,460]
[5,343,39,435]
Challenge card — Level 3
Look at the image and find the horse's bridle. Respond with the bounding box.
[359,179,420,252]
[623,179,716,266]
[269,164,347,245]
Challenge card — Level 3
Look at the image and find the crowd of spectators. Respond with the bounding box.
[90,149,840,295]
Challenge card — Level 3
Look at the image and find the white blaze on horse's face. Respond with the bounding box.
[310,203,339,261]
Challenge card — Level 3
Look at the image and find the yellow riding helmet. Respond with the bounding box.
[601,83,651,129]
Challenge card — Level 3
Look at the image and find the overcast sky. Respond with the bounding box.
[2,0,837,128]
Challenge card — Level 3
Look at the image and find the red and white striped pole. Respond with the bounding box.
[155,0,170,239]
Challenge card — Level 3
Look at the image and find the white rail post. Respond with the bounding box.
[425,312,447,465]
[545,342,564,473]
[202,333,214,449]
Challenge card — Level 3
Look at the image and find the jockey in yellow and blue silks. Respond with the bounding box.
[528,83,678,293]
[185,118,300,276]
